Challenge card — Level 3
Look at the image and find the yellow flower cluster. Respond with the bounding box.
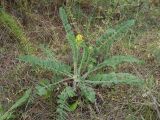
[76,34,84,45]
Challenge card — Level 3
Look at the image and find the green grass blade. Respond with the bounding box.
[0,89,31,120]
[0,11,34,53]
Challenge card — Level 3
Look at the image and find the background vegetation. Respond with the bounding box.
[0,0,160,120]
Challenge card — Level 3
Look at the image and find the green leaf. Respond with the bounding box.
[93,55,143,71]
[101,55,143,68]
[78,44,89,74]
[69,100,79,112]
[96,20,135,46]
[95,20,135,56]
[88,72,144,86]
[96,28,116,46]
[85,55,143,78]
[18,55,72,76]
[59,7,78,65]
[36,80,53,98]
[36,85,48,96]
[57,86,76,120]
[39,44,56,60]
[66,33,78,63]
[79,83,96,103]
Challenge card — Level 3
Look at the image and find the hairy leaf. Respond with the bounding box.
[79,83,96,103]
[57,86,76,120]
[96,20,135,46]
[39,44,56,60]
[100,55,143,68]
[95,20,135,56]
[78,44,89,74]
[19,55,72,76]
[92,55,143,72]
[36,80,53,98]
[59,7,78,65]
[88,72,144,86]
